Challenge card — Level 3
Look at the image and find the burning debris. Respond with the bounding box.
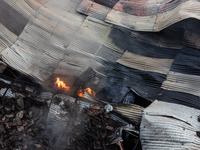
[77,87,96,98]
[55,78,70,91]
[55,77,96,98]
[0,0,200,149]
[0,70,143,150]
[45,94,141,150]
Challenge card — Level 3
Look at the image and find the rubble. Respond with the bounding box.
[16,97,24,109]
[0,91,142,149]
[0,96,50,150]
[0,68,143,150]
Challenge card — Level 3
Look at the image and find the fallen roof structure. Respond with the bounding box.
[78,0,200,31]
[1,0,200,149]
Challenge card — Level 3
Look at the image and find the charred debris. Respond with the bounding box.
[0,64,150,150]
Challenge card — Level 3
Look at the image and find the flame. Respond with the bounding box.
[77,88,85,97]
[85,88,96,97]
[55,78,70,91]
[55,77,95,97]
[77,87,96,98]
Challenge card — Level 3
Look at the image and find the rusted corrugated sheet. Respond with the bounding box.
[77,0,200,50]
[105,0,200,31]
[78,0,200,32]
[77,0,111,20]
[112,0,181,16]
[140,100,200,150]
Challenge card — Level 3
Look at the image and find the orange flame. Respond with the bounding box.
[77,88,85,98]
[55,78,70,91]
[77,87,96,98]
[85,88,96,97]
[55,77,96,97]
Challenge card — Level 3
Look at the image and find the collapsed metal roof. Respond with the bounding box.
[1,0,200,105]
[0,0,200,149]
[78,0,200,31]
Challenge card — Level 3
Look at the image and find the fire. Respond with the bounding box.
[55,78,70,91]
[85,88,96,97]
[77,88,85,97]
[77,87,96,98]
[55,77,96,97]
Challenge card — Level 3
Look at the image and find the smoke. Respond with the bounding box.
[44,94,89,150]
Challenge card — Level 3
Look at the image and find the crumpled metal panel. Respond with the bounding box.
[112,0,181,16]
[113,104,144,124]
[77,0,200,49]
[140,100,200,150]
[1,0,85,81]
[1,0,200,106]
[105,0,200,31]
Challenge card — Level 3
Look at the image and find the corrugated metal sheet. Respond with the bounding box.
[0,0,28,36]
[113,104,144,124]
[159,47,200,109]
[0,23,18,53]
[78,0,200,50]
[1,47,51,81]
[112,0,181,16]
[106,10,156,31]
[5,0,37,20]
[53,15,180,101]
[117,51,173,74]
[140,100,200,150]
[184,30,200,49]
[162,72,200,97]
[1,0,85,81]
[77,0,111,20]
[110,113,129,125]
[25,0,48,10]
[130,31,183,50]
[0,0,200,105]
[105,0,200,31]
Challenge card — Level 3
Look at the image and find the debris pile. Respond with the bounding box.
[0,70,142,150]
[0,96,50,150]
